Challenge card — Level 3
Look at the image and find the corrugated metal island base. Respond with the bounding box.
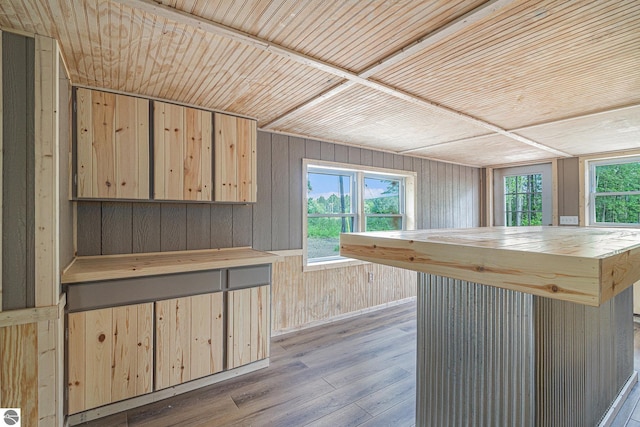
[340,227,640,427]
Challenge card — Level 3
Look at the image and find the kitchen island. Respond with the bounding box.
[340,226,640,426]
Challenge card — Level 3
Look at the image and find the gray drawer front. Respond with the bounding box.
[66,269,222,312]
[227,265,271,290]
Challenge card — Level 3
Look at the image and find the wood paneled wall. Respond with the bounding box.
[271,255,418,334]
[2,32,35,310]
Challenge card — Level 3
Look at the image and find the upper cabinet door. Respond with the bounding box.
[153,101,213,201]
[214,113,257,203]
[76,88,150,199]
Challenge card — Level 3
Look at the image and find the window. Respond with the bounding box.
[589,157,640,226]
[493,164,552,227]
[504,174,543,226]
[305,161,415,265]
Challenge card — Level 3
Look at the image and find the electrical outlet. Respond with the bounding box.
[368,272,374,283]
[559,216,579,225]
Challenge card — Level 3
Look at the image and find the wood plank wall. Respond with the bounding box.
[77,131,481,255]
[2,32,35,310]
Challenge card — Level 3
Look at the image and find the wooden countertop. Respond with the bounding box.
[340,226,640,306]
[62,247,279,284]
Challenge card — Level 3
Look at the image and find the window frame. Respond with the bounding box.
[303,159,416,269]
[587,155,640,227]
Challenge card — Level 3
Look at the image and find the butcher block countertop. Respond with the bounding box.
[62,247,279,284]
[340,226,640,306]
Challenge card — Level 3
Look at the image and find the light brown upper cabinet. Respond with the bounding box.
[153,101,213,201]
[76,88,150,199]
[214,113,257,203]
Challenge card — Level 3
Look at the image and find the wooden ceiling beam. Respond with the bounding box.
[399,103,640,156]
[115,0,571,158]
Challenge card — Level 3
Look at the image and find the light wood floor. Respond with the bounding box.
[77,301,418,427]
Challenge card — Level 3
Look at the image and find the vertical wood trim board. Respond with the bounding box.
[34,35,59,306]
[0,29,3,313]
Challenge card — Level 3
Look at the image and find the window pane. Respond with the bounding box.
[307,172,352,214]
[504,173,542,227]
[594,195,640,224]
[307,216,354,260]
[366,216,402,232]
[364,177,400,214]
[595,162,640,192]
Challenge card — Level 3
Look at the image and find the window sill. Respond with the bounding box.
[303,258,370,272]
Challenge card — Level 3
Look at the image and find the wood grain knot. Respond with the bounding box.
[105,181,111,187]
[476,266,485,272]
[409,257,415,261]
[551,285,559,293]
[98,333,106,343]
[373,244,377,248]
[121,181,126,186]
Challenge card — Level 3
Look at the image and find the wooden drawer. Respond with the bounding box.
[227,265,271,290]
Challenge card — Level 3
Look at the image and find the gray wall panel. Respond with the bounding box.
[132,203,161,253]
[558,157,580,217]
[76,202,102,256]
[160,203,187,251]
[372,150,384,167]
[305,138,321,160]
[271,134,290,250]
[232,205,253,247]
[288,137,305,249]
[252,131,272,251]
[2,32,35,310]
[360,149,373,166]
[211,204,233,248]
[186,204,211,250]
[102,202,132,255]
[320,141,334,161]
[334,144,348,163]
[348,146,361,165]
[383,152,394,169]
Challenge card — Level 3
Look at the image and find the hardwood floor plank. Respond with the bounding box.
[305,403,373,427]
[248,365,411,427]
[357,397,416,427]
[356,372,416,417]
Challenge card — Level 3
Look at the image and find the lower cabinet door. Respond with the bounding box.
[67,303,154,414]
[227,285,270,370]
[155,292,224,390]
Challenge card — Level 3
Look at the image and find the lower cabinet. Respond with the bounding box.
[227,285,270,369]
[66,265,271,415]
[67,303,154,414]
[155,293,224,389]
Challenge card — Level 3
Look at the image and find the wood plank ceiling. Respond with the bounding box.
[1,0,638,167]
